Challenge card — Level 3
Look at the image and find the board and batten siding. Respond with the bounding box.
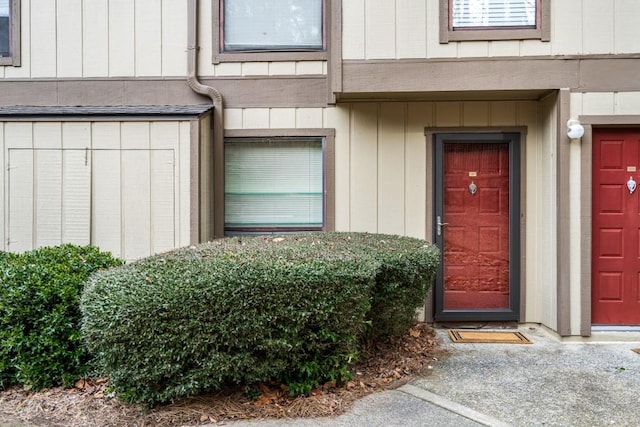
[0,120,192,261]
[226,101,559,325]
[0,0,324,79]
[327,100,557,326]
[0,0,187,78]
[343,0,640,60]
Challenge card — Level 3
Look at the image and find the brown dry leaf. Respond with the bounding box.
[0,323,445,427]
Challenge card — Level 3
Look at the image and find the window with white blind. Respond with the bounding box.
[452,0,536,28]
[440,0,549,43]
[0,0,20,66]
[224,138,325,234]
[222,0,323,52]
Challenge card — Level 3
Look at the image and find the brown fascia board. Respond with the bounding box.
[0,76,329,109]
[341,56,640,95]
[342,58,579,93]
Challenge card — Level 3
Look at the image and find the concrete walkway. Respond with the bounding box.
[223,326,640,427]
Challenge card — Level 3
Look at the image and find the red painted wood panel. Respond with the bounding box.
[592,129,640,325]
[443,142,510,310]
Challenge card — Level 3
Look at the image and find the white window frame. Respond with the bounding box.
[0,0,20,66]
[440,0,550,43]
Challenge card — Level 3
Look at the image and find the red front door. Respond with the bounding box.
[443,142,511,310]
[592,129,640,325]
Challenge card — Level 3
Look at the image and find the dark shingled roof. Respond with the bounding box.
[0,104,214,118]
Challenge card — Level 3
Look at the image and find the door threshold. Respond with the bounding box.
[433,321,519,330]
[592,325,640,332]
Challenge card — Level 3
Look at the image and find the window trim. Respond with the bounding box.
[439,0,550,43]
[221,128,335,235]
[212,0,328,64]
[0,0,20,66]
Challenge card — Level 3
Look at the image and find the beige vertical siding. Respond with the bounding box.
[341,0,639,60]
[57,0,83,77]
[530,96,557,328]
[83,0,110,77]
[30,0,57,77]
[4,123,34,252]
[135,0,163,77]
[573,92,640,115]
[19,0,640,76]
[324,100,555,325]
[109,0,135,77]
[0,120,193,261]
[0,0,190,78]
[396,0,427,59]
[377,104,405,234]
[349,104,379,231]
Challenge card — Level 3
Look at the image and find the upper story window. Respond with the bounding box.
[440,0,549,43]
[213,0,327,64]
[0,0,20,66]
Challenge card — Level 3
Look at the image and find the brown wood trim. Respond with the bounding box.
[214,51,328,65]
[212,0,328,64]
[424,129,435,322]
[557,89,571,336]
[439,0,549,44]
[0,77,329,108]
[343,59,578,93]
[519,127,528,322]
[328,0,342,104]
[438,0,450,44]
[225,128,335,138]
[219,128,336,234]
[445,28,543,43]
[190,120,201,245]
[424,126,528,136]
[580,115,640,125]
[341,58,640,96]
[0,0,21,66]
[324,132,336,231]
[580,124,593,337]
[540,0,551,42]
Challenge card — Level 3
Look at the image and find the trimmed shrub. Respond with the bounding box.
[0,245,122,389]
[81,232,438,405]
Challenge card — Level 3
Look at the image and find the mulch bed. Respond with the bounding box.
[0,323,445,427]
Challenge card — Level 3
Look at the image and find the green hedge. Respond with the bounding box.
[0,245,122,389]
[80,232,438,405]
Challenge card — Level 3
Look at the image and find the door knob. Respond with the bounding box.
[628,176,637,194]
[436,215,449,236]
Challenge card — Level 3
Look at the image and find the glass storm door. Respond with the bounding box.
[434,133,520,321]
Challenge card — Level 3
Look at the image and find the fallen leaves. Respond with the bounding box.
[0,323,444,427]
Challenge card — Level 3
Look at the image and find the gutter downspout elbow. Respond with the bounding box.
[187,0,224,240]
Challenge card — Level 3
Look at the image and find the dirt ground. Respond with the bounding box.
[0,323,444,427]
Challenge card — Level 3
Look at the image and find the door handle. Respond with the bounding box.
[436,215,449,237]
